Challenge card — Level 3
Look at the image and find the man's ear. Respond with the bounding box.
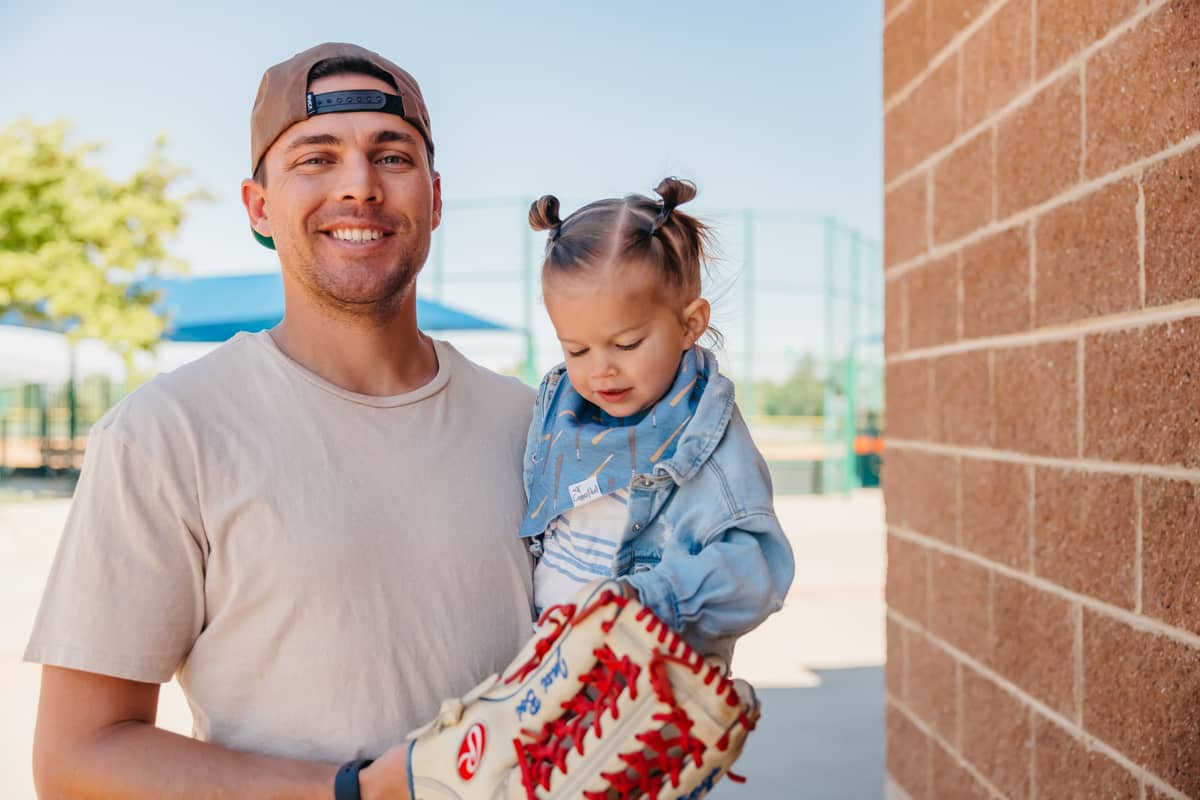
[431,171,443,232]
[681,298,711,347]
[241,178,270,237]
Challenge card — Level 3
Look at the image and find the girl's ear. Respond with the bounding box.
[681,298,711,347]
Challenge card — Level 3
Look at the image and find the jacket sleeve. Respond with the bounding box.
[624,508,794,654]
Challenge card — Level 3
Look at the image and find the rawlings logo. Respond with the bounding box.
[456,723,486,781]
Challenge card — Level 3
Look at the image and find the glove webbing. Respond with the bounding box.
[505,591,757,800]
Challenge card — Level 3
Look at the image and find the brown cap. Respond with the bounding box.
[249,42,434,176]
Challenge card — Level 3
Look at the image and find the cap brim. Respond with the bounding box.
[252,228,277,250]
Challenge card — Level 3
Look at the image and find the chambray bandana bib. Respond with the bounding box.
[520,348,706,539]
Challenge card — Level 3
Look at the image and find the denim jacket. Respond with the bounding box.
[521,347,795,663]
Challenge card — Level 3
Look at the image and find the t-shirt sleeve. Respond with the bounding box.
[23,421,207,684]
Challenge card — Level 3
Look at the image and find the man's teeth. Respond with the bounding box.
[330,229,383,242]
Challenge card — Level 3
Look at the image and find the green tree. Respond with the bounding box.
[757,353,826,417]
[0,119,200,363]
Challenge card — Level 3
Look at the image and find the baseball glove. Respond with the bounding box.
[404,579,760,799]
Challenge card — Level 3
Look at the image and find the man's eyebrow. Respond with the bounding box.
[373,130,418,146]
[285,133,342,152]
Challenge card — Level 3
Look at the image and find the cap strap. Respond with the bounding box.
[305,89,406,118]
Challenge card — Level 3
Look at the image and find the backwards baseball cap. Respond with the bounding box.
[248,42,434,249]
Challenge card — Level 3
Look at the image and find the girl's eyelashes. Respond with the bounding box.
[616,339,644,351]
[566,347,589,358]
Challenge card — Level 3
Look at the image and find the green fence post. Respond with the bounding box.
[843,232,862,492]
[521,197,537,385]
[821,218,837,494]
[742,210,756,423]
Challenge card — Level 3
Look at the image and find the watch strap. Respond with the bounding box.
[333,757,375,800]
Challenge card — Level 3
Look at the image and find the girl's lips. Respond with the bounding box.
[597,388,632,401]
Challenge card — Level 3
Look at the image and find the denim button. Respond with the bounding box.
[633,522,643,531]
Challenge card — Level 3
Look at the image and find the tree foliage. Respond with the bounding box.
[0,119,199,360]
[756,353,825,417]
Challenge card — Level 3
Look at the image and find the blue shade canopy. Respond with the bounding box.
[151,273,509,342]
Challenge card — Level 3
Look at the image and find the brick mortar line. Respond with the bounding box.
[884,0,1013,112]
[886,696,1008,798]
[1135,476,1144,615]
[883,0,915,28]
[1076,339,1085,458]
[1137,174,1147,307]
[884,775,914,800]
[885,131,1200,277]
[1073,603,1084,725]
[887,525,1200,651]
[884,0,1169,174]
[884,438,1200,483]
[886,612,1192,800]
[884,298,1200,362]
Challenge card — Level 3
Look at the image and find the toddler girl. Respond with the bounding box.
[519,178,794,665]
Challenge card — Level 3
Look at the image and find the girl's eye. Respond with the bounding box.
[567,348,589,358]
[617,339,644,351]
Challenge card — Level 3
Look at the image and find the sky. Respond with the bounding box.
[1,1,883,381]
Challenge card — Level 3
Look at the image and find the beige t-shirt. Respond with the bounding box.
[25,331,536,763]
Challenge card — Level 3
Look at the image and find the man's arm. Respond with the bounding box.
[32,666,410,800]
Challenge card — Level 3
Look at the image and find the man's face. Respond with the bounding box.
[244,73,441,316]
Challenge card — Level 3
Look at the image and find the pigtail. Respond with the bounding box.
[650,177,698,234]
[529,195,564,241]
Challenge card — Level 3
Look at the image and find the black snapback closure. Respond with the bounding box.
[305,90,406,119]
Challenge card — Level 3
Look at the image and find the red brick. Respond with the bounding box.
[1035,179,1140,326]
[1144,144,1200,307]
[887,533,931,625]
[928,0,991,56]
[886,276,907,356]
[929,551,992,662]
[885,449,960,544]
[909,632,959,744]
[933,129,994,245]
[930,350,991,447]
[1033,468,1137,608]
[1036,0,1141,77]
[931,740,991,799]
[961,458,1030,570]
[888,703,931,799]
[991,574,1076,716]
[1033,715,1141,799]
[993,341,1078,457]
[1085,1,1200,177]
[885,0,931,100]
[1083,318,1200,468]
[888,617,908,700]
[1082,610,1200,796]
[1142,477,1200,637]
[997,73,1082,217]
[908,253,959,349]
[886,172,931,268]
[961,0,1032,129]
[962,225,1032,338]
[961,667,1032,800]
[886,56,959,182]
[886,359,932,440]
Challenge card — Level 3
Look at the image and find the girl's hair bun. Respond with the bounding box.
[528,194,562,232]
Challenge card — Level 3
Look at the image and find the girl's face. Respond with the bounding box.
[543,264,709,419]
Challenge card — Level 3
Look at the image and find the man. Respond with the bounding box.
[26,43,535,799]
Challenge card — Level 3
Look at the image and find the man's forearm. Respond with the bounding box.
[36,720,337,800]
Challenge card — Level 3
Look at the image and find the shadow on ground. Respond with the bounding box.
[712,666,884,800]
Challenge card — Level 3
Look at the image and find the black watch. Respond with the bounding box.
[334,758,375,800]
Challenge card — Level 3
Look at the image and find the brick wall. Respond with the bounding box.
[882,1,1199,797]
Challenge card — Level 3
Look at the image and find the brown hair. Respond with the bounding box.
[528,177,713,301]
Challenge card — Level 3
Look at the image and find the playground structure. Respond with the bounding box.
[0,199,882,492]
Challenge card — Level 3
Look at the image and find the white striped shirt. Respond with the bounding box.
[533,488,631,616]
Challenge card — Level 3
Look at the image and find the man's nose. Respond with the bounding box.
[335,152,381,203]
